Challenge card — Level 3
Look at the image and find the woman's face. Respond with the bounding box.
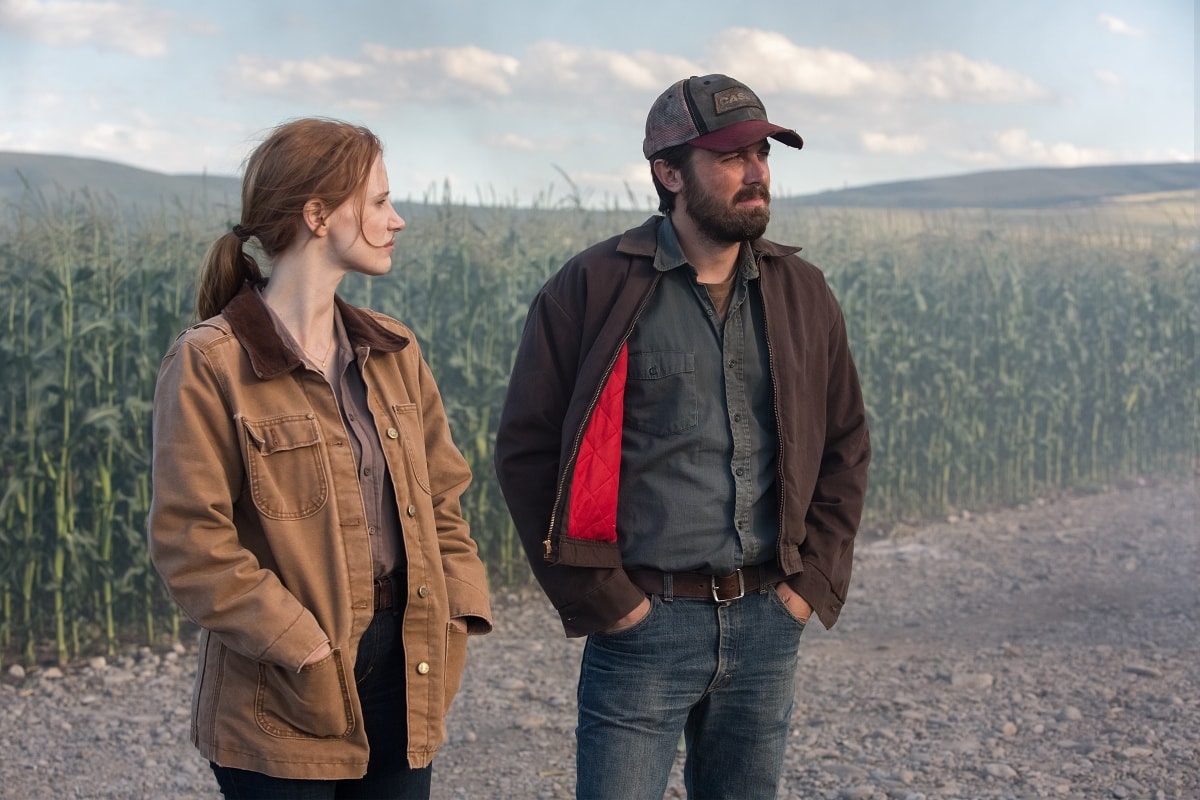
[324,154,405,277]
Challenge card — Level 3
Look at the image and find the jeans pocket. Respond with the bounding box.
[767,585,809,631]
[592,594,658,641]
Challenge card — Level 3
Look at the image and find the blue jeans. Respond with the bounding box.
[576,586,806,800]
[212,606,432,799]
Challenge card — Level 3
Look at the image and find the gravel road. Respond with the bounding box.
[2,477,1196,799]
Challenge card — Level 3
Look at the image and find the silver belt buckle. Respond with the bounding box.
[711,569,745,602]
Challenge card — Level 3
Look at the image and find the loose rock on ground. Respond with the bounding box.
[2,478,1196,799]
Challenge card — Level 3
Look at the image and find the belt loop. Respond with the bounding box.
[757,563,769,594]
[662,573,674,602]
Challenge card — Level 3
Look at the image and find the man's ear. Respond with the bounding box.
[652,159,684,192]
[302,199,327,236]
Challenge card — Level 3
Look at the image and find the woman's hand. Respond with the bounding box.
[302,640,333,666]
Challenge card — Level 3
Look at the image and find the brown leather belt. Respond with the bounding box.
[627,562,787,602]
[373,574,396,611]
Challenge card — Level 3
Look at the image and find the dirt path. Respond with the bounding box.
[2,477,1196,799]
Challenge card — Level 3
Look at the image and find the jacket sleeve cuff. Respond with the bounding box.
[556,571,648,638]
[446,576,494,635]
[258,609,329,672]
[787,564,845,630]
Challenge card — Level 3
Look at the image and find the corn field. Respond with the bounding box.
[1,186,1196,666]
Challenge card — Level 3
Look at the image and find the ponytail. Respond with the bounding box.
[195,230,264,319]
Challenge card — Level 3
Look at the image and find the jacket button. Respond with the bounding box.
[306,413,315,420]
[416,662,430,675]
[386,427,398,439]
[417,586,429,598]
[407,505,417,517]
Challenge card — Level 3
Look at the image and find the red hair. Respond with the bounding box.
[195,118,382,319]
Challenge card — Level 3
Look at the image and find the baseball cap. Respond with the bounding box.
[643,74,804,160]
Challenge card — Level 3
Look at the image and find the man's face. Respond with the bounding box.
[679,140,772,243]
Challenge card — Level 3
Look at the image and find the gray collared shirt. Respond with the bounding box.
[616,216,779,575]
[258,291,402,578]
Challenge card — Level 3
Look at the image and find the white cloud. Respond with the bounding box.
[861,131,927,155]
[513,41,698,99]
[221,29,1049,123]
[708,29,882,96]
[363,44,519,97]
[1094,69,1125,89]
[228,45,519,107]
[80,121,165,156]
[708,29,1050,103]
[488,133,537,152]
[904,51,1051,103]
[0,0,179,57]
[5,108,241,174]
[233,55,369,90]
[1098,13,1146,37]
[958,128,1116,168]
[226,40,696,119]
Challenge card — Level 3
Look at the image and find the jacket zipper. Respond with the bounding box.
[543,272,663,560]
[759,264,792,566]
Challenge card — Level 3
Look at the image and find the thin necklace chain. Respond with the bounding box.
[304,336,335,369]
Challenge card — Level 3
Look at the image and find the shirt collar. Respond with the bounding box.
[220,282,408,380]
[255,286,353,375]
[654,214,761,280]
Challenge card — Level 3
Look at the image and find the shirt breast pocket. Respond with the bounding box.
[623,351,698,437]
[240,415,328,520]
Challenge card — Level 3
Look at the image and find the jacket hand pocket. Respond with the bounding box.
[240,415,328,519]
[442,623,469,714]
[255,648,355,740]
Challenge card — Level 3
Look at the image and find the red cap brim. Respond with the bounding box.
[689,120,804,153]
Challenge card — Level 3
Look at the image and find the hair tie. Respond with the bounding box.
[232,224,252,242]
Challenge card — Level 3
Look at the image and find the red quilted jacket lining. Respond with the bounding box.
[566,344,627,542]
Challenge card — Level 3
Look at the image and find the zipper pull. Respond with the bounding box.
[543,537,553,559]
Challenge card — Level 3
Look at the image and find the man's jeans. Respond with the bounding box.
[575,585,806,800]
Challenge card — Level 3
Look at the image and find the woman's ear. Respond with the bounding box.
[302,199,327,236]
[652,159,684,192]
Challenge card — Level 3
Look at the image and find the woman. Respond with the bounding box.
[148,118,492,799]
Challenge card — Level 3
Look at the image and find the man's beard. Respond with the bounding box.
[680,178,771,244]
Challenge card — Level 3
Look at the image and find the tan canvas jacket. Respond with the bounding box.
[149,284,491,779]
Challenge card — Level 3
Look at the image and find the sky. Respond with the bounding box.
[1,0,1195,207]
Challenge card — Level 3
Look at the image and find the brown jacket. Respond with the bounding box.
[149,284,491,778]
[495,217,870,636]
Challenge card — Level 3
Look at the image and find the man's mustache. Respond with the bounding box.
[733,185,771,204]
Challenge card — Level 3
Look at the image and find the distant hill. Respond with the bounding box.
[0,152,241,219]
[1,152,1195,214]
[783,162,1198,209]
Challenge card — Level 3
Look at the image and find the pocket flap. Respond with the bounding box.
[627,351,694,381]
[242,415,321,456]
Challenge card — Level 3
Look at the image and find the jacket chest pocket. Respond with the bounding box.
[240,415,329,520]
[623,351,698,437]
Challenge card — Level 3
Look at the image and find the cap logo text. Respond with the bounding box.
[712,87,762,115]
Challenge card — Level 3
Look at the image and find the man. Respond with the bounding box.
[494,74,871,799]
